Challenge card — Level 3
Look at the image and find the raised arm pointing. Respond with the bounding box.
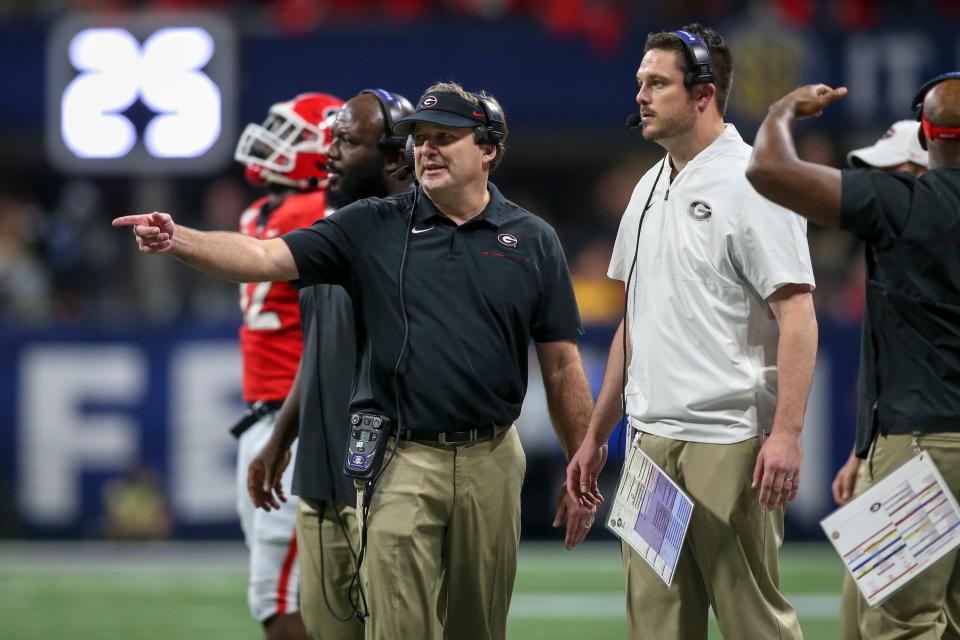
[113,211,299,283]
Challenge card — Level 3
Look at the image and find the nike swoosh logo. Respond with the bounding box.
[412,226,435,234]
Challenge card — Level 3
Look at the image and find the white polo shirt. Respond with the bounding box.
[609,125,815,444]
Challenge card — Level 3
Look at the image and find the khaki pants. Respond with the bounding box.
[842,433,960,640]
[623,433,803,640]
[296,498,365,640]
[358,426,525,640]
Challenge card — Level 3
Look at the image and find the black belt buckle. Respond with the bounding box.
[229,400,281,439]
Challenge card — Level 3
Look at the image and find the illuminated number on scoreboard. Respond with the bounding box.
[62,27,221,159]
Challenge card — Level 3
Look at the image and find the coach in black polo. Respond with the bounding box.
[113,81,596,640]
[282,82,595,640]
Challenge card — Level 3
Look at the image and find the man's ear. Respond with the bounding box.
[384,147,404,174]
[696,83,717,112]
[480,142,497,167]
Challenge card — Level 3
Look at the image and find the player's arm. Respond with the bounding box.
[752,283,818,510]
[248,359,303,511]
[112,211,298,283]
[536,338,597,550]
[566,318,626,504]
[746,84,848,227]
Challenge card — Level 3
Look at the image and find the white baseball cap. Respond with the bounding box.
[847,120,928,169]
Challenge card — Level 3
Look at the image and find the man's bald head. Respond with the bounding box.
[923,79,960,129]
[920,78,960,169]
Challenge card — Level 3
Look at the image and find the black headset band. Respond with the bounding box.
[362,88,413,150]
[672,30,716,87]
[470,92,505,144]
[912,72,960,119]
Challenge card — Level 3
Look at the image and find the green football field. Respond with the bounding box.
[0,541,846,639]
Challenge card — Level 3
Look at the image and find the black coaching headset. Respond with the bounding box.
[911,71,960,150]
[673,29,716,87]
[360,88,415,150]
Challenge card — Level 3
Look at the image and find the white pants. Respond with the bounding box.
[236,412,301,622]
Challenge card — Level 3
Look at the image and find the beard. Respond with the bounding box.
[326,156,390,209]
[643,102,698,142]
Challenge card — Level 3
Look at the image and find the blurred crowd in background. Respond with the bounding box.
[1,0,952,540]
[0,0,947,328]
[0,134,867,328]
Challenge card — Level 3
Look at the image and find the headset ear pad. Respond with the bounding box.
[404,135,415,177]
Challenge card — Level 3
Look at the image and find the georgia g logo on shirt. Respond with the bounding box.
[687,200,713,221]
[497,233,518,248]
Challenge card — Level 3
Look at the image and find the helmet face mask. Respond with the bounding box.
[234,93,343,189]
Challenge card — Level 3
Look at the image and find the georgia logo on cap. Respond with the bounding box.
[421,95,438,108]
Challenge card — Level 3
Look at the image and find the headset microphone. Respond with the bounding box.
[625,113,642,130]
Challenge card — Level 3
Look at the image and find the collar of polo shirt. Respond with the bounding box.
[412,182,509,228]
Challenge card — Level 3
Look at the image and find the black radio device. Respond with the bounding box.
[344,412,392,479]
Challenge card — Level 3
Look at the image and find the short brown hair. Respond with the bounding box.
[422,81,508,170]
[644,23,734,117]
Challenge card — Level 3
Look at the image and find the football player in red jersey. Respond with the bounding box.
[231,92,344,640]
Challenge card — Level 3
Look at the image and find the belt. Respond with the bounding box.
[391,424,510,446]
[229,400,284,439]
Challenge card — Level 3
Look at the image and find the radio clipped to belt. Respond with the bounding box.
[344,412,392,480]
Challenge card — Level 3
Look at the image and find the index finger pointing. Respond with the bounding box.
[112,214,153,228]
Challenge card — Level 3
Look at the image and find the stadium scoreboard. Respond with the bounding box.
[45,13,237,175]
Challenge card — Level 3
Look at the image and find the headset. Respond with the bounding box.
[471,92,507,144]
[911,71,960,149]
[672,30,715,87]
[361,88,414,150]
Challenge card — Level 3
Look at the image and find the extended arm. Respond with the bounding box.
[535,338,596,549]
[112,211,298,283]
[746,84,848,227]
[752,283,818,509]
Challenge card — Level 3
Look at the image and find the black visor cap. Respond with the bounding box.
[392,92,487,136]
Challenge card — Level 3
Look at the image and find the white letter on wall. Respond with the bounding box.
[169,344,241,522]
[19,346,144,524]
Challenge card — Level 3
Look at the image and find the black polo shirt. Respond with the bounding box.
[841,167,960,456]
[282,183,583,434]
[291,284,357,506]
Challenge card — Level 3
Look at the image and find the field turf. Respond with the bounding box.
[0,541,846,639]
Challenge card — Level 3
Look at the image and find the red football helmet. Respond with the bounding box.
[234,93,344,190]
